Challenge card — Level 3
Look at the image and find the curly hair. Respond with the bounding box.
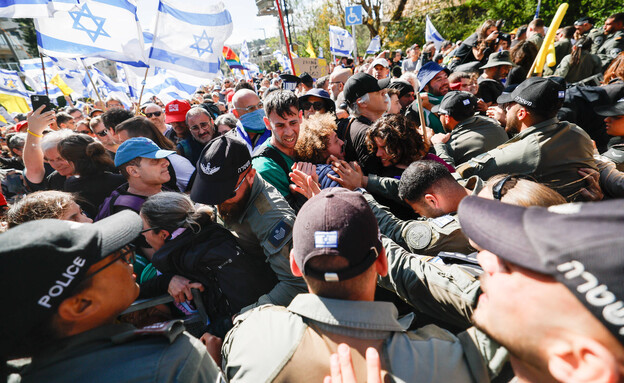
[366,114,426,167]
[6,191,75,228]
[603,52,624,84]
[294,113,338,164]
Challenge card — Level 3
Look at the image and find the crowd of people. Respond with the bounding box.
[1,12,624,383]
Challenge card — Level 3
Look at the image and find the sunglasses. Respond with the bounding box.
[301,101,325,111]
[95,128,109,137]
[82,244,136,281]
[144,111,163,118]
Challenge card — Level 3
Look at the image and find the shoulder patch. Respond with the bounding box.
[430,214,454,228]
[269,219,292,248]
[405,221,432,250]
[253,191,272,215]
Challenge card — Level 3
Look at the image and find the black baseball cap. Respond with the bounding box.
[388,80,415,99]
[595,100,624,117]
[458,196,624,345]
[292,188,383,282]
[191,136,252,205]
[343,72,391,105]
[496,77,566,114]
[0,210,142,356]
[432,91,477,121]
[574,16,594,26]
[299,72,314,84]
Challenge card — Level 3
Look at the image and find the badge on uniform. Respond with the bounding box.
[405,222,432,250]
[269,220,291,248]
[431,214,453,228]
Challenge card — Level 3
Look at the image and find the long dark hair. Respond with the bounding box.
[116,116,176,150]
[58,134,113,176]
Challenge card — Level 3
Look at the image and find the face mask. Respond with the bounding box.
[239,108,267,134]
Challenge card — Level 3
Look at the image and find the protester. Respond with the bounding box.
[5,190,92,227]
[179,107,216,164]
[416,62,451,133]
[214,113,237,135]
[89,116,118,156]
[299,88,336,119]
[141,102,168,136]
[228,89,271,155]
[164,99,192,145]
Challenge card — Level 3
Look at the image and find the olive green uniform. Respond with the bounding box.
[597,137,624,171]
[554,51,602,83]
[433,115,509,167]
[456,117,596,201]
[224,174,307,312]
[595,30,624,70]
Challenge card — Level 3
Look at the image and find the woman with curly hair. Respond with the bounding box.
[6,190,91,228]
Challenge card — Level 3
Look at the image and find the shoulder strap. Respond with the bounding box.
[253,145,291,178]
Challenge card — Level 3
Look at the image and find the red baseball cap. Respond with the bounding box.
[15,121,28,132]
[164,100,191,124]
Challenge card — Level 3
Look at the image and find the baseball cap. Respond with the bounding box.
[299,72,314,84]
[388,80,415,98]
[595,99,624,117]
[343,73,391,105]
[458,196,624,345]
[114,137,175,167]
[165,99,191,123]
[417,61,450,92]
[0,210,142,356]
[292,188,383,282]
[496,77,566,114]
[480,50,514,69]
[191,136,252,205]
[371,58,390,69]
[574,16,593,26]
[432,91,477,121]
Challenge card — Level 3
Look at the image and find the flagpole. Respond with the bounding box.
[39,54,49,97]
[416,92,429,150]
[81,59,103,106]
[275,0,296,75]
[136,66,150,114]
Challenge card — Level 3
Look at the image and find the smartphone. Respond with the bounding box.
[30,95,52,113]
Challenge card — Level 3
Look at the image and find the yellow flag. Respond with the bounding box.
[546,40,557,68]
[306,40,316,58]
[50,73,74,96]
[0,93,30,114]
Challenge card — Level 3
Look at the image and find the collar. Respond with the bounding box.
[454,116,478,131]
[287,294,409,332]
[516,117,560,139]
[356,115,373,125]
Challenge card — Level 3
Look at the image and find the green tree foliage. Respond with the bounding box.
[15,18,38,57]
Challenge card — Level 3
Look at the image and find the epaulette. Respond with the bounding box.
[112,320,185,345]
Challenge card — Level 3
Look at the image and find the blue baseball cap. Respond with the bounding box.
[114,137,175,167]
[417,61,450,92]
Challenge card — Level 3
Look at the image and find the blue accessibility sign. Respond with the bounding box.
[345,5,362,26]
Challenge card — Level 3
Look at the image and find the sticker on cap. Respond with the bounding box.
[463,99,471,105]
[558,91,565,99]
[315,231,338,248]
[169,104,179,112]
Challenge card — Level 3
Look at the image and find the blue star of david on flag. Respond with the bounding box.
[190,30,214,57]
[337,39,344,48]
[69,4,110,43]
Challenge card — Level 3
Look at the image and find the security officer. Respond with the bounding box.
[222,189,505,382]
[430,91,508,167]
[595,100,624,171]
[0,211,222,382]
[594,13,624,70]
[456,77,597,201]
[190,136,307,312]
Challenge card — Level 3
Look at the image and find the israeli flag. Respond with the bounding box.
[0,0,50,18]
[123,65,203,104]
[240,40,250,64]
[329,25,354,58]
[0,69,30,96]
[34,0,148,67]
[19,57,64,97]
[366,35,381,55]
[425,15,445,51]
[149,1,233,78]
[273,50,291,72]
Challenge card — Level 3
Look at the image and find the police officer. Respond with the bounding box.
[430,91,508,167]
[595,99,624,171]
[190,136,307,312]
[456,77,597,201]
[0,211,222,382]
[222,189,504,382]
[594,13,624,70]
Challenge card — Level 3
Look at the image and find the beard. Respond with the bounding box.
[218,183,252,225]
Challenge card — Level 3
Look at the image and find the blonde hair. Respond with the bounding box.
[294,113,338,164]
[7,191,76,228]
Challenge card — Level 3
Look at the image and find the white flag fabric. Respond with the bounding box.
[273,50,291,72]
[149,0,233,78]
[34,0,147,67]
[0,69,30,97]
[123,65,203,104]
[329,25,354,58]
[0,0,78,18]
[366,35,381,55]
[19,57,64,98]
[425,15,445,51]
[240,40,250,64]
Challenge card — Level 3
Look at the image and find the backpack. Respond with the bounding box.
[253,145,307,213]
[95,185,146,221]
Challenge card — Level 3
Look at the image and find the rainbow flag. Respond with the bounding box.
[223,46,246,70]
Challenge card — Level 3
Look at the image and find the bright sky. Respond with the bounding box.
[137,0,280,45]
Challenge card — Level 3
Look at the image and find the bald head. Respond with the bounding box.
[329,67,352,100]
[232,89,261,118]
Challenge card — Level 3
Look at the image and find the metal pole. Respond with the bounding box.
[136,66,150,115]
[351,25,357,64]
[81,59,102,105]
[275,0,296,75]
[39,54,49,97]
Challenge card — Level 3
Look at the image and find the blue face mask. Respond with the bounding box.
[239,108,267,134]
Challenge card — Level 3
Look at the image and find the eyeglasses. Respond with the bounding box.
[329,81,343,85]
[82,244,136,281]
[235,102,263,113]
[190,121,213,132]
[144,111,163,118]
[95,128,109,137]
[77,130,91,135]
[301,101,325,111]
[141,226,160,234]
[492,175,518,200]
